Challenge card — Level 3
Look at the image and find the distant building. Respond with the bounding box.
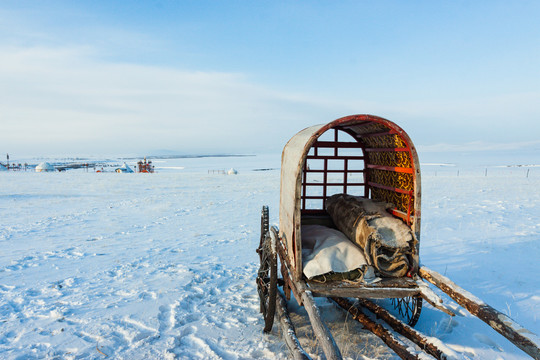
[227,168,238,175]
[116,162,135,173]
[35,162,55,172]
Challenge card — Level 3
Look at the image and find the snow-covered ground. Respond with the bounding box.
[0,155,538,359]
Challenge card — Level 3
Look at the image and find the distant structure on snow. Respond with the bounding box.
[137,157,155,173]
[35,162,55,172]
[116,162,135,173]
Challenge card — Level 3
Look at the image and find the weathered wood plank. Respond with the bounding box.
[307,275,418,289]
[370,277,419,288]
[416,280,456,317]
[276,290,312,360]
[358,299,463,360]
[277,237,302,304]
[309,286,420,299]
[297,281,342,360]
[331,297,423,360]
[419,266,540,360]
[306,278,420,298]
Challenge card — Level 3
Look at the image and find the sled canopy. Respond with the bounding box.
[279,114,421,278]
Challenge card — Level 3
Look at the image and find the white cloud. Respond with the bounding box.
[1,44,539,157]
[0,45,338,156]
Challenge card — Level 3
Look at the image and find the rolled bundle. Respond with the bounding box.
[325,194,416,278]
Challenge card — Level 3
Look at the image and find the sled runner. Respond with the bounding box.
[256,115,540,360]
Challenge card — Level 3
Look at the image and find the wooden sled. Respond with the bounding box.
[256,115,540,360]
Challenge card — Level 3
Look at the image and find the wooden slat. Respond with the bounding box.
[367,164,413,174]
[307,278,420,299]
[419,266,540,359]
[357,299,455,360]
[304,182,364,187]
[332,297,423,360]
[341,120,372,130]
[276,291,312,360]
[389,209,411,222]
[322,159,328,208]
[305,169,364,173]
[361,130,396,138]
[365,147,409,152]
[306,155,365,160]
[313,141,363,148]
[297,282,342,360]
[368,181,413,195]
[343,159,348,194]
[302,162,308,210]
[308,277,418,289]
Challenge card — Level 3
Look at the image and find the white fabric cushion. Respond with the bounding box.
[302,224,368,279]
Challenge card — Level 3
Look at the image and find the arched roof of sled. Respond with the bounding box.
[279,114,421,259]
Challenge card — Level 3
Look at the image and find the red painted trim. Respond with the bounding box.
[406,192,412,225]
[367,164,414,174]
[368,181,413,195]
[390,209,409,222]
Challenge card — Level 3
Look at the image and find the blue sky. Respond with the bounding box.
[1,1,539,159]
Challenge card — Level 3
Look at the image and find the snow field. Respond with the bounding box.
[415,173,540,359]
[1,170,286,359]
[0,158,539,359]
